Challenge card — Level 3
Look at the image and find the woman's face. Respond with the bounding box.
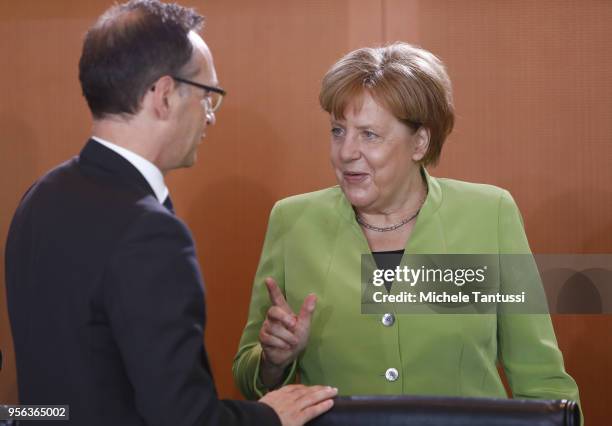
[330,92,427,213]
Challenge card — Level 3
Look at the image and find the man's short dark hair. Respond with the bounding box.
[79,0,204,119]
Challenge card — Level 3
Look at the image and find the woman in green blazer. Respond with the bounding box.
[233,43,580,407]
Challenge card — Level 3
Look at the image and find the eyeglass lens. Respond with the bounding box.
[202,92,223,113]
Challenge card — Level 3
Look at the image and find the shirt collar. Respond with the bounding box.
[91,136,169,204]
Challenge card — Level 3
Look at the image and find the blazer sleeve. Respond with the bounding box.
[233,202,298,400]
[496,191,581,405]
[105,210,280,426]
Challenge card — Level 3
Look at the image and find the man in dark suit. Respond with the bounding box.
[4,1,336,425]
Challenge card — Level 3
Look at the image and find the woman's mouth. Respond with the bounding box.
[343,171,368,183]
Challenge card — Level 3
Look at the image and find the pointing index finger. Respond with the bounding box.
[265,277,293,313]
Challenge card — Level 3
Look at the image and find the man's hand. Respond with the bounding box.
[259,384,337,426]
[258,277,316,387]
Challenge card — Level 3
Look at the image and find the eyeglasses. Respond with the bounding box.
[172,76,226,113]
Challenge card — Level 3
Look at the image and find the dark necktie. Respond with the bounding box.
[163,196,175,214]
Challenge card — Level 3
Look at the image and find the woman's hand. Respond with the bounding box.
[259,277,316,387]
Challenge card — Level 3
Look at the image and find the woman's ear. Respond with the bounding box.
[412,127,430,162]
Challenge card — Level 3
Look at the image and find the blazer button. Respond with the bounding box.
[381,313,395,326]
[385,368,399,382]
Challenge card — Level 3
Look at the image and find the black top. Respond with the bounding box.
[372,249,405,292]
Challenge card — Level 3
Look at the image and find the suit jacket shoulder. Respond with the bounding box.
[270,173,517,240]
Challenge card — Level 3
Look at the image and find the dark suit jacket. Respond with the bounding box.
[5,140,280,426]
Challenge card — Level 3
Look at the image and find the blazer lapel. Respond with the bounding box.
[405,168,447,255]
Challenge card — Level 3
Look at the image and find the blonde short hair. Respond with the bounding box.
[319,42,454,166]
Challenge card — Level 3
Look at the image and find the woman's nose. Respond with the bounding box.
[339,133,360,162]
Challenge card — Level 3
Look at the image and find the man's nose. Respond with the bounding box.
[206,110,216,126]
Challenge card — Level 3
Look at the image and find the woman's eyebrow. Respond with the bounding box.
[354,124,379,130]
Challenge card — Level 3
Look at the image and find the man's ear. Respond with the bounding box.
[412,127,430,162]
[146,75,175,120]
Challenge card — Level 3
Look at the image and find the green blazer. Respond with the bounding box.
[233,171,580,404]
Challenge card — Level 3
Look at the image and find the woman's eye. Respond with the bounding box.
[331,127,344,137]
[363,130,378,139]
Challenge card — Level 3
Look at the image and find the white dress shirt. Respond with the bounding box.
[91,136,169,204]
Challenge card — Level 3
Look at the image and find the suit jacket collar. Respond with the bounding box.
[79,138,156,199]
[406,168,447,254]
